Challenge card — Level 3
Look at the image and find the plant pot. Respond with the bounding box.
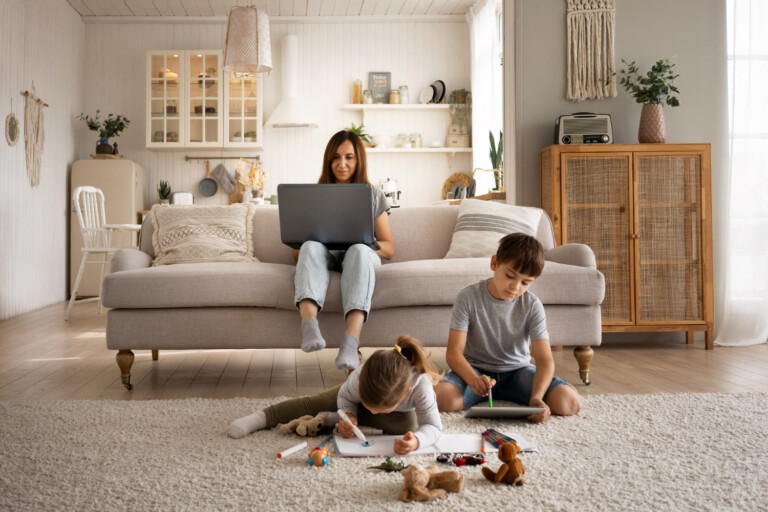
[638,104,667,143]
[493,169,504,191]
[95,139,113,154]
[159,199,169,205]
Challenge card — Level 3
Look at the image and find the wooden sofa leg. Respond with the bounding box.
[152,350,159,361]
[116,350,135,390]
[573,346,594,386]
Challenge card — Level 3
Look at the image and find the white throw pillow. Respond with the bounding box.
[151,203,259,266]
[444,199,542,259]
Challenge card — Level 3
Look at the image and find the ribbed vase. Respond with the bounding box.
[638,104,667,143]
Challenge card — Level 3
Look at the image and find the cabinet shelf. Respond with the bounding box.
[341,104,450,111]
[366,147,471,154]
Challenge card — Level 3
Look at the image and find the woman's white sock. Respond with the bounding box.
[227,411,267,439]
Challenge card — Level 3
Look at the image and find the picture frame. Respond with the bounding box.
[368,72,391,104]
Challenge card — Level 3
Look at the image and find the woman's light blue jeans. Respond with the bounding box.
[294,241,382,320]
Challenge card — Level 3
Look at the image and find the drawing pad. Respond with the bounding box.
[464,406,545,419]
[277,183,379,250]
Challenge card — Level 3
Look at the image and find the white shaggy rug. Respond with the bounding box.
[1,392,767,511]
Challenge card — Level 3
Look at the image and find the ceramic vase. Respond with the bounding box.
[638,104,667,143]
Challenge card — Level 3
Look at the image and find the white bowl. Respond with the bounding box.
[372,135,390,148]
[430,141,442,148]
[231,137,242,142]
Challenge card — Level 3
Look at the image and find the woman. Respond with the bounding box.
[294,130,394,370]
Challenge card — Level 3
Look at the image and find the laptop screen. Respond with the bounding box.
[277,183,379,250]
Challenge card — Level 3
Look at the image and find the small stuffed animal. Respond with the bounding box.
[482,441,525,486]
[280,412,332,437]
[398,465,446,502]
[307,446,330,467]
[425,465,465,494]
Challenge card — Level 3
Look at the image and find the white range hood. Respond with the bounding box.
[266,35,318,128]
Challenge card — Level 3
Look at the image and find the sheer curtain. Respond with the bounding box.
[467,0,504,195]
[715,0,768,346]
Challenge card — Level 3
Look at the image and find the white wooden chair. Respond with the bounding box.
[66,186,141,321]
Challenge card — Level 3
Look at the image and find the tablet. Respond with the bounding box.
[464,406,545,419]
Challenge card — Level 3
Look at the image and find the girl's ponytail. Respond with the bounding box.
[395,334,443,385]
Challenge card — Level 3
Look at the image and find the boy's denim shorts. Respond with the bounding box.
[441,365,568,410]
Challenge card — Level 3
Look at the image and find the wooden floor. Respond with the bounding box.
[1,301,767,401]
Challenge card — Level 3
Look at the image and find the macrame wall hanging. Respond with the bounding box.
[566,0,617,101]
[22,84,47,188]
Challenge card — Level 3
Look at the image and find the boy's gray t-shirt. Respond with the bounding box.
[450,280,549,372]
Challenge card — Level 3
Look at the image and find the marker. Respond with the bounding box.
[277,440,308,459]
[486,375,493,408]
[337,409,368,444]
[480,433,486,453]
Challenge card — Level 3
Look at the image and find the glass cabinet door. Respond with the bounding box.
[225,74,263,147]
[186,51,223,146]
[147,52,183,147]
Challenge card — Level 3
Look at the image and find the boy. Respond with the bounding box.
[434,233,581,423]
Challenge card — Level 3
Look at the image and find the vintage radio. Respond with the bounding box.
[555,112,613,144]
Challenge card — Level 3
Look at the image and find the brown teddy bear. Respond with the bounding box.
[398,465,464,502]
[279,413,332,437]
[482,441,525,486]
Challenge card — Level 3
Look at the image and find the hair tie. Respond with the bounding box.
[394,344,406,358]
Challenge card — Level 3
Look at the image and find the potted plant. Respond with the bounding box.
[344,122,372,146]
[489,130,503,191]
[611,58,680,143]
[448,88,470,105]
[77,110,131,154]
[157,180,171,204]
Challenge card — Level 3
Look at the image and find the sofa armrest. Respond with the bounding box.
[111,248,152,273]
[545,244,596,269]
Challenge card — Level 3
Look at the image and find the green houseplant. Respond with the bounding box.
[157,180,171,204]
[77,110,131,154]
[612,58,680,143]
[489,130,503,191]
[344,122,372,146]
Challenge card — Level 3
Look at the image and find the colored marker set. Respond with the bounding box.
[481,428,516,448]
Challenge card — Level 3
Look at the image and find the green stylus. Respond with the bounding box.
[487,375,493,407]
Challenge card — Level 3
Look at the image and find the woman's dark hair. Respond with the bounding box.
[318,130,369,184]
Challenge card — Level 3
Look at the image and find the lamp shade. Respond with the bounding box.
[223,6,272,77]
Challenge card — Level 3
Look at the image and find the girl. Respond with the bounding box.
[294,130,395,370]
[228,335,443,454]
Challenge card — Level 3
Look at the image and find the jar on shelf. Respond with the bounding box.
[389,89,400,104]
[397,133,412,148]
[362,89,373,104]
[410,132,422,148]
[352,79,362,104]
[399,85,409,104]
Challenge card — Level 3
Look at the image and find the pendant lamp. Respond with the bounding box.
[223,6,272,77]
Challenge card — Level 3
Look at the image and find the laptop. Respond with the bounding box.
[465,406,546,419]
[277,183,380,250]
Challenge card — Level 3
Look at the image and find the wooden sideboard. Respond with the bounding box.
[540,144,715,348]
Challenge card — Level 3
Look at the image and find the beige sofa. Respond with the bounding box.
[102,205,604,390]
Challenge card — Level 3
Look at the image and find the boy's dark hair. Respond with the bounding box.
[496,233,545,278]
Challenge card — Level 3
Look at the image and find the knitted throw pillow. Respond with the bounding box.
[150,203,258,266]
[444,199,542,259]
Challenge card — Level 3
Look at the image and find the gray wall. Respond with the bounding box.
[513,0,728,339]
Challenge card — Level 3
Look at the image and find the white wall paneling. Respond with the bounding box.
[82,18,471,207]
[0,0,85,320]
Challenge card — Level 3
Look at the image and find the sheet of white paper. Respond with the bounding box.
[332,433,536,457]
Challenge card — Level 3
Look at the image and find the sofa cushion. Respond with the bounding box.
[101,262,296,309]
[444,199,543,259]
[150,204,258,266]
[103,259,603,311]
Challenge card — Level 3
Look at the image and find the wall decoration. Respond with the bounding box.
[5,112,19,146]
[368,72,391,104]
[22,85,47,188]
[566,0,617,101]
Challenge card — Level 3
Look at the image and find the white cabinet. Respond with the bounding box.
[146,50,262,149]
[224,74,263,148]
